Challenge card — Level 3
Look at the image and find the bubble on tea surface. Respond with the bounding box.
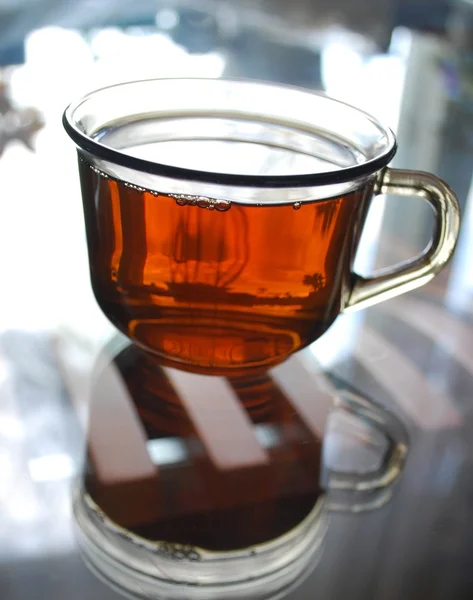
[90,165,108,178]
[80,157,109,179]
[124,182,146,192]
[171,193,231,212]
[215,200,231,212]
[80,158,232,211]
[293,202,302,210]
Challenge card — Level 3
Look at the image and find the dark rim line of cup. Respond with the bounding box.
[62,81,397,189]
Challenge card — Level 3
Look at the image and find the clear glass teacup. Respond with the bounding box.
[63,79,460,374]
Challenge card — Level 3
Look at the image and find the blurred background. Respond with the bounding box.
[2,1,473,599]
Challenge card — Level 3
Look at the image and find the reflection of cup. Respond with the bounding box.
[63,79,460,374]
[73,339,408,600]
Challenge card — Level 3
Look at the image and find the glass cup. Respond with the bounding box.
[63,79,460,374]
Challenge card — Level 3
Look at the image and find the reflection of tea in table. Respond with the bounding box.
[85,348,326,550]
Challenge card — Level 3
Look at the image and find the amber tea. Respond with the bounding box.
[80,159,372,373]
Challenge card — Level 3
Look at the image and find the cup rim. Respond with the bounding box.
[63,77,397,189]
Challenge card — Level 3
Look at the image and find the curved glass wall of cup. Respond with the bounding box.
[63,78,396,205]
[72,336,408,600]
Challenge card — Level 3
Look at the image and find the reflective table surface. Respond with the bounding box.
[2,23,473,600]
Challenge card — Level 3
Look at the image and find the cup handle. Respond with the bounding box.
[346,168,461,311]
[325,390,408,513]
